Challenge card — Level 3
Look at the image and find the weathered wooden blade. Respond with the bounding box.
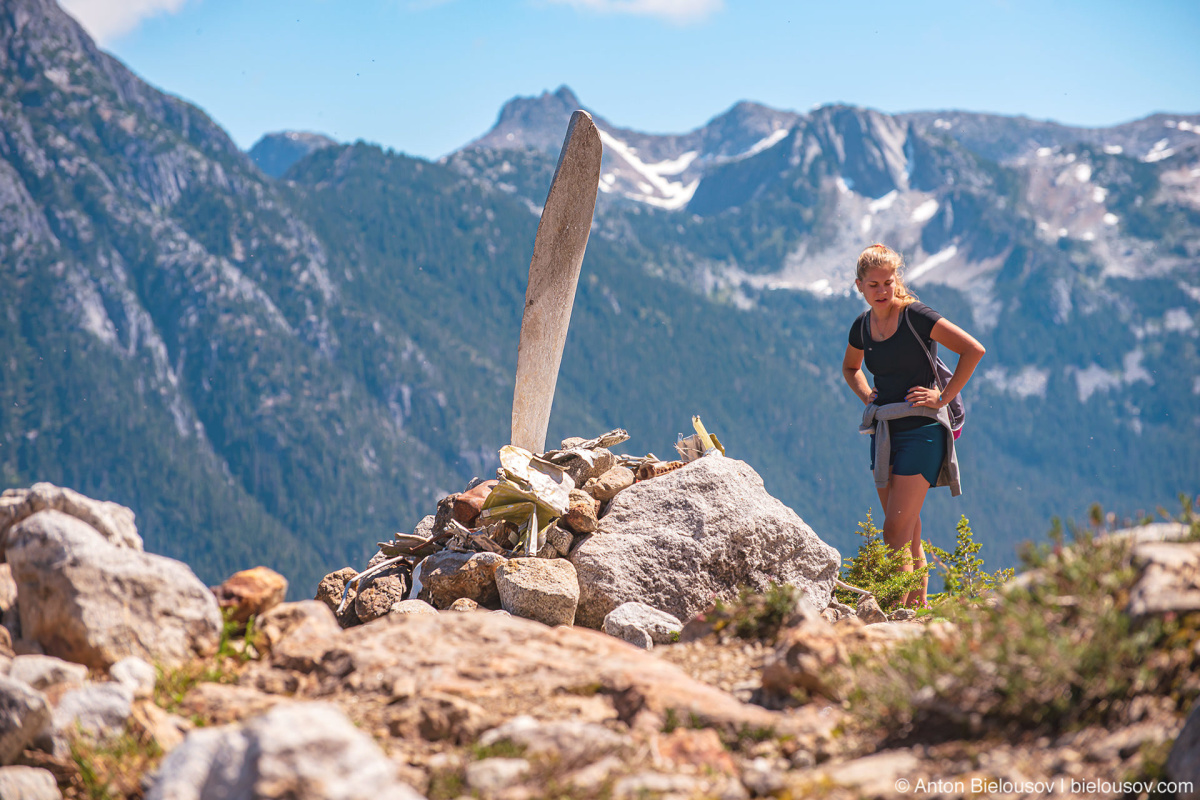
[511,110,603,453]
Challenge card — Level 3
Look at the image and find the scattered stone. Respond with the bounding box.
[179,682,282,726]
[571,457,840,628]
[546,522,575,557]
[656,727,736,775]
[386,691,493,744]
[0,675,50,765]
[354,569,408,624]
[889,607,916,621]
[562,488,600,534]
[130,699,190,753]
[583,466,635,502]
[0,766,61,800]
[452,480,498,527]
[390,599,438,615]
[49,682,135,752]
[315,566,361,628]
[0,565,17,642]
[496,558,580,626]
[7,656,87,693]
[257,601,342,673]
[144,702,425,800]
[0,630,10,659]
[0,483,142,555]
[109,657,157,699]
[760,615,845,700]
[741,756,787,797]
[478,715,628,768]
[212,566,289,624]
[613,771,699,799]
[6,511,222,670]
[1168,698,1200,797]
[449,597,478,612]
[603,602,682,649]
[855,595,888,625]
[1128,541,1200,617]
[815,750,921,796]
[465,758,530,791]
[418,550,505,609]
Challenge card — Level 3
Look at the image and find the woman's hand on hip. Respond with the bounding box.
[906,385,942,408]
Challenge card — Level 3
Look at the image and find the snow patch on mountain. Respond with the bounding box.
[597,129,699,209]
[980,366,1049,399]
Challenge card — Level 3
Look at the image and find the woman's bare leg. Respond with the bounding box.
[909,518,927,607]
[881,473,930,606]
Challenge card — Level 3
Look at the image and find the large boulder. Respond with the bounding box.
[6,511,222,670]
[145,702,425,800]
[570,456,840,629]
[0,483,141,556]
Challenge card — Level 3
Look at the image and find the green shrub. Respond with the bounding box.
[835,510,928,611]
[707,581,801,642]
[846,526,1200,741]
[927,515,1013,600]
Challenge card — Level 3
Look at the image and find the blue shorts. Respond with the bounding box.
[870,423,947,488]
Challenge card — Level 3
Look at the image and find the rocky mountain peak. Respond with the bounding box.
[249,131,339,178]
[466,84,601,155]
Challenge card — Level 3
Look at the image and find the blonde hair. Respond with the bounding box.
[855,243,918,306]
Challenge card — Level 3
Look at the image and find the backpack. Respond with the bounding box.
[903,307,965,439]
[859,308,966,440]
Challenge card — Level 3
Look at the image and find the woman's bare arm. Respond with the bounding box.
[842,344,877,405]
[908,318,985,409]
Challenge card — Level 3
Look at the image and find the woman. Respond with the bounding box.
[841,244,985,607]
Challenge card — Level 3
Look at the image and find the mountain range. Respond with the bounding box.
[1,0,1196,596]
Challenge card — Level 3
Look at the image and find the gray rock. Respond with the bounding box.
[546,523,575,557]
[1128,541,1200,617]
[553,448,615,486]
[7,656,87,692]
[0,483,142,555]
[315,567,361,628]
[6,511,222,671]
[389,599,438,615]
[413,515,436,539]
[582,466,635,502]
[448,597,479,612]
[417,551,505,609]
[1168,699,1200,799]
[0,766,61,799]
[495,558,579,626]
[145,701,425,800]
[50,682,135,753]
[856,596,888,624]
[109,657,158,698]
[465,758,530,792]
[0,564,18,642]
[0,674,50,765]
[353,570,407,624]
[603,602,682,649]
[570,457,840,629]
[479,715,628,768]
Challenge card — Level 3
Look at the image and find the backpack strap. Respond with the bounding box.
[903,307,944,391]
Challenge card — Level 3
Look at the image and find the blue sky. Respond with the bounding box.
[63,0,1200,160]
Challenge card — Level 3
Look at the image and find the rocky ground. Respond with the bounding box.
[0,481,1197,800]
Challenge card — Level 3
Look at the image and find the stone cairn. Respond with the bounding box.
[315,430,690,630]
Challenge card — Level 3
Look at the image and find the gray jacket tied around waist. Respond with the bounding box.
[859,402,962,497]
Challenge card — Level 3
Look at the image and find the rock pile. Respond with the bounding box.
[315,431,842,637]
